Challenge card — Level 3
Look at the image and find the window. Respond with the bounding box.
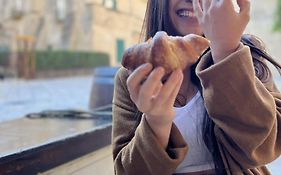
[56,0,66,22]
[103,0,116,10]
[116,39,125,63]
[15,0,24,11]
[11,0,24,19]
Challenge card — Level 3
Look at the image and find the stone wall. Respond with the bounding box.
[0,0,147,69]
[1,0,280,75]
[91,4,145,65]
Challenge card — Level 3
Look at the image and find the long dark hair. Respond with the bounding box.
[140,0,179,41]
[140,0,281,174]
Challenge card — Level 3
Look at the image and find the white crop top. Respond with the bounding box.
[173,91,215,173]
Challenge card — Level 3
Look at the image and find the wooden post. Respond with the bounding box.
[16,35,36,79]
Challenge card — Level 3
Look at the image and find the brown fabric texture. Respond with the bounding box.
[112,44,281,175]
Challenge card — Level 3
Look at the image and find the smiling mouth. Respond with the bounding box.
[176,9,196,18]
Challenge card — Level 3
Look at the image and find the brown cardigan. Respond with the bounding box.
[112,45,281,175]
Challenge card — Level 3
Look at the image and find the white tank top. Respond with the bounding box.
[173,91,215,173]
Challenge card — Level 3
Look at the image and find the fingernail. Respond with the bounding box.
[156,67,165,74]
[176,69,182,74]
[177,69,183,78]
[142,63,152,69]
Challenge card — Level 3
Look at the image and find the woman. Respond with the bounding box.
[112,0,281,174]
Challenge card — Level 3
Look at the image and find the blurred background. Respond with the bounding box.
[0,0,280,174]
[0,0,146,121]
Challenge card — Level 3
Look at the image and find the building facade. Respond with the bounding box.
[0,0,147,67]
[1,0,281,75]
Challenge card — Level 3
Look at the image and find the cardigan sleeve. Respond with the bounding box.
[196,44,281,169]
[112,67,188,175]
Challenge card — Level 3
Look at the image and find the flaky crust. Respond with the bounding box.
[121,31,209,74]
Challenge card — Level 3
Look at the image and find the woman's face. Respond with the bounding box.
[168,0,203,36]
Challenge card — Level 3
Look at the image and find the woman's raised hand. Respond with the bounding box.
[193,0,251,63]
[126,63,183,148]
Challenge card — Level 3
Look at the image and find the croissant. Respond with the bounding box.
[121,31,209,74]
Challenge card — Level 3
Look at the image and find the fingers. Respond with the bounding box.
[202,0,212,12]
[152,81,163,98]
[168,70,184,106]
[127,66,184,115]
[154,69,183,105]
[193,0,203,18]
[126,63,153,100]
[237,0,251,17]
[140,67,165,102]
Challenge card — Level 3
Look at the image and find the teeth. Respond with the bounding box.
[178,10,195,17]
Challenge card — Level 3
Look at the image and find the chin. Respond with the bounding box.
[178,27,203,36]
[185,31,203,36]
[180,31,202,36]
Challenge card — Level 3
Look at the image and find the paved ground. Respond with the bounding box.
[0,76,93,122]
[0,75,280,173]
